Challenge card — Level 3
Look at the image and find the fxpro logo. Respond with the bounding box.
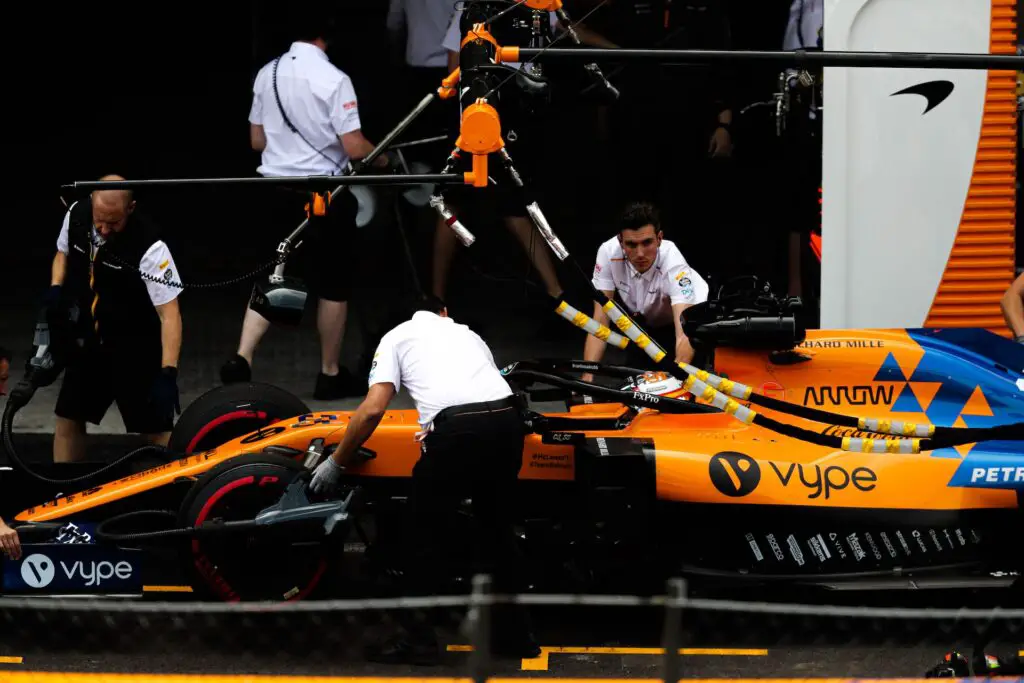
[20,553,133,589]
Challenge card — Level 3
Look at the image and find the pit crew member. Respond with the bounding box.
[430,6,566,308]
[581,201,708,382]
[0,516,20,560]
[48,175,182,463]
[999,271,1024,344]
[310,295,539,665]
[220,9,391,399]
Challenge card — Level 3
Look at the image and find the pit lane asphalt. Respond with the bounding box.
[1,591,1021,679]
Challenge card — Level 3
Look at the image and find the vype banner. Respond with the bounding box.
[2,544,144,595]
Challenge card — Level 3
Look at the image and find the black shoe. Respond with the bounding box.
[314,368,363,400]
[364,635,440,666]
[220,354,251,384]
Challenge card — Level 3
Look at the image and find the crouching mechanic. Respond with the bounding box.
[47,176,182,463]
[309,295,539,665]
[581,202,708,382]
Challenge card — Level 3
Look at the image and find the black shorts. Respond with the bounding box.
[262,188,359,302]
[54,345,171,434]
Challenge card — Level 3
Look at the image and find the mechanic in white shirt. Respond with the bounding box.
[220,12,391,400]
[310,295,538,664]
[581,201,708,380]
[48,176,183,462]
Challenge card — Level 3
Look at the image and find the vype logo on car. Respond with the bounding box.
[20,553,133,589]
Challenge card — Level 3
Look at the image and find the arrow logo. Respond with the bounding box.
[891,80,955,114]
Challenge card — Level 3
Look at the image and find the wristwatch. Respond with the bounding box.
[1015,335,1024,345]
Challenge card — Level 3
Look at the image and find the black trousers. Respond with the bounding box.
[402,395,532,642]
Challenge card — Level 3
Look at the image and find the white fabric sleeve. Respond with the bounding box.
[666,261,709,306]
[591,243,615,292]
[248,68,266,125]
[442,9,462,53]
[56,207,72,254]
[329,76,362,137]
[139,241,182,307]
[368,333,401,391]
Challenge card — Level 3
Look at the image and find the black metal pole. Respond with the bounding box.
[515,47,1023,70]
[660,578,686,683]
[62,173,462,192]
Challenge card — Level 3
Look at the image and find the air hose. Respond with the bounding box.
[542,265,1022,454]
[92,509,265,545]
[1,363,177,487]
[506,366,1021,453]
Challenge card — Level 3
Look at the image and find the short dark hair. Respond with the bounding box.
[619,201,661,234]
[0,346,9,362]
[289,4,339,42]
[413,294,447,316]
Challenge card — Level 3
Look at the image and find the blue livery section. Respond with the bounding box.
[900,329,1023,490]
[2,542,144,595]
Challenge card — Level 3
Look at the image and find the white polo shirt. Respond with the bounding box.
[592,236,709,328]
[369,311,513,429]
[388,0,459,68]
[442,9,558,70]
[249,41,363,177]
[57,203,181,308]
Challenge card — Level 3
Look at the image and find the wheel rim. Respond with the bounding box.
[189,467,328,601]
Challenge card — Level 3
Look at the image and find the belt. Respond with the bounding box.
[432,395,521,427]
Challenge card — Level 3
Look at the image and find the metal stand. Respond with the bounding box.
[468,574,493,683]
[660,578,687,683]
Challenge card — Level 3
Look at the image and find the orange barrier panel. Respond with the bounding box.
[924,0,1018,336]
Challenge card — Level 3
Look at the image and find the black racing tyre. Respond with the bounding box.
[178,452,329,602]
[169,382,310,454]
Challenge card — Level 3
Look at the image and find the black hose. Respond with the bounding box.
[1,388,178,487]
[93,508,264,544]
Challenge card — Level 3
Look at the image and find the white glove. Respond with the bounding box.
[309,456,346,495]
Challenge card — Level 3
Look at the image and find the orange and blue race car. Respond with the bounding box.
[0,286,1021,603]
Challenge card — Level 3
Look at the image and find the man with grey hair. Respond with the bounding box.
[47,174,182,462]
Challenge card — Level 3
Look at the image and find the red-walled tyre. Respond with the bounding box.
[178,452,330,601]
[169,383,310,454]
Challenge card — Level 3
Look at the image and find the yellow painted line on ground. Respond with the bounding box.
[0,656,23,664]
[0,675,950,683]
[446,645,767,672]
[142,585,193,593]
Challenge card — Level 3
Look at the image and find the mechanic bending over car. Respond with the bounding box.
[580,201,709,382]
[999,271,1024,344]
[309,294,540,665]
[46,175,182,463]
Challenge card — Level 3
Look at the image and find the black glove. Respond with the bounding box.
[151,366,181,420]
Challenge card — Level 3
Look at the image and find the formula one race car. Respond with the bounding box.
[2,284,1022,603]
